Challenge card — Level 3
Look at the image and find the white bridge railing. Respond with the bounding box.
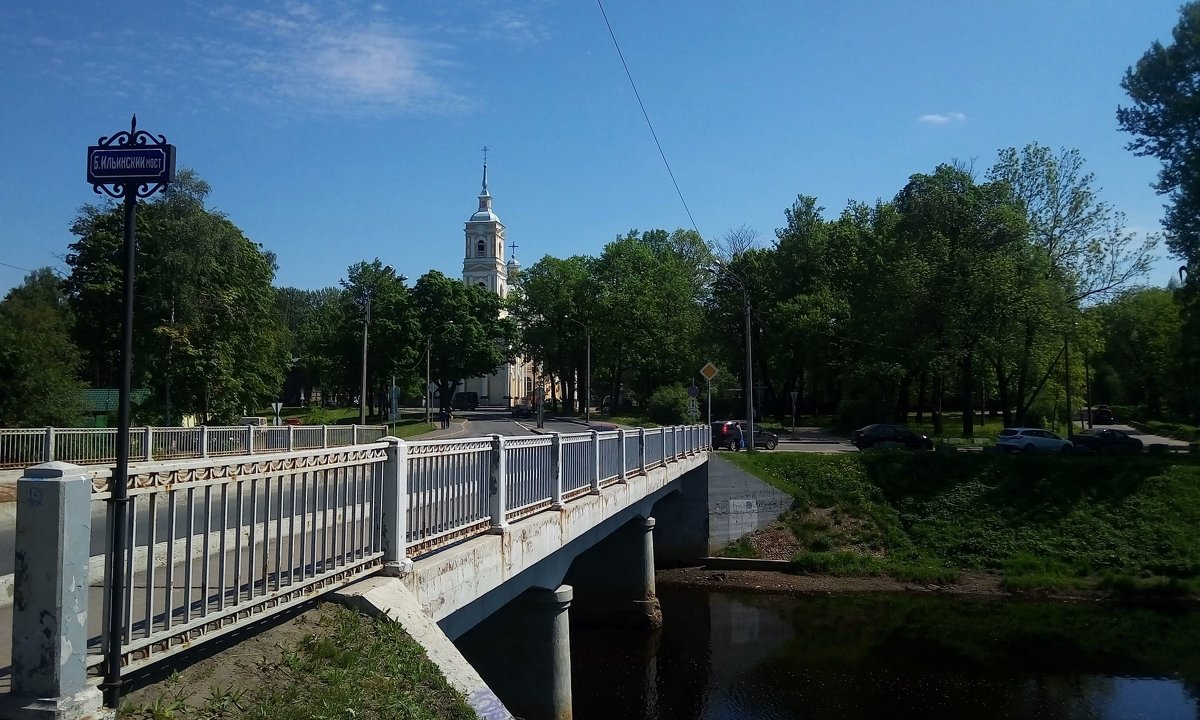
[0,424,387,469]
[3,424,709,706]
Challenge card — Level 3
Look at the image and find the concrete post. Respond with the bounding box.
[144,426,154,462]
[489,434,508,531]
[638,427,646,474]
[617,428,627,482]
[287,424,295,451]
[201,425,209,458]
[322,424,329,449]
[455,584,574,720]
[566,515,661,631]
[245,424,255,455]
[380,437,411,576]
[43,427,55,463]
[352,424,359,445]
[589,430,600,494]
[550,432,564,509]
[661,425,668,465]
[1,462,108,719]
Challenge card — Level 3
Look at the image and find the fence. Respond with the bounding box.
[0,424,388,469]
[4,424,710,709]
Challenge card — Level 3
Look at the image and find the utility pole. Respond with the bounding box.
[360,294,371,424]
[744,292,755,451]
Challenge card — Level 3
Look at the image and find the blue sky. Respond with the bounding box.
[0,1,1186,295]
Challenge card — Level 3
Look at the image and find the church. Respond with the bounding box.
[457,158,537,407]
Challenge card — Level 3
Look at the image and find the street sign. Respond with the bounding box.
[87,145,176,185]
[700,362,719,381]
[271,401,283,425]
[789,391,798,405]
[688,384,699,398]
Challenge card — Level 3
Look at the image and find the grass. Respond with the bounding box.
[725,451,1200,594]
[719,537,759,558]
[119,604,474,720]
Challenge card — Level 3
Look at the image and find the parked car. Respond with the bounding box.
[452,391,479,411]
[851,424,934,451]
[511,403,533,418]
[996,428,1073,453]
[1093,405,1115,424]
[710,421,778,450]
[1070,427,1143,453]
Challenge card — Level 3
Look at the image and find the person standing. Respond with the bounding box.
[734,422,745,451]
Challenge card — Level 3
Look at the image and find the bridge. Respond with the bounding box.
[0,424,712,720]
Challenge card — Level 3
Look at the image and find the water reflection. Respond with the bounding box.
[570,588,1200,719]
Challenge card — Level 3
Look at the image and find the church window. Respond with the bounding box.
[477,239,486,256]
[478,281,486,289]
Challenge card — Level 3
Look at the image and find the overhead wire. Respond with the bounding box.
[595,0,700,235]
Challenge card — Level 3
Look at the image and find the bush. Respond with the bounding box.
[304,407,336,425]
[645,384,693,425]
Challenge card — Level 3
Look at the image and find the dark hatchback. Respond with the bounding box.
[710,421,779,450]
[851,424,934,451]
[1070,427,1143,453]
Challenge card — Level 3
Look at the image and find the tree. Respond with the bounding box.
[0,269,84,426]
[988,144,1156,303]
[65,170,288,423]
[411,271,515,411]
[1094,287,1182,418]
[1118,1,1200,263]
[509,255,591,412]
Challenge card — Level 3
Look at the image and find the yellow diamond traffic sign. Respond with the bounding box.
[700,362,719,381]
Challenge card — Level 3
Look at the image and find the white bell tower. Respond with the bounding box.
[462,148,509,298]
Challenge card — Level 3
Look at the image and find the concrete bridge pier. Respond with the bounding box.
[457,584,575,720]
[566,515,662,629]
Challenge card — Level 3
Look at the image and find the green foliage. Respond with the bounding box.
[413,270,515,410]
[645,383,692,424]
[728,452,1200,592]
[1119,1,1200,262]
[789,551,886,576]
[66,171,287,423]
[0,269,85,426]
[719,537,758,559]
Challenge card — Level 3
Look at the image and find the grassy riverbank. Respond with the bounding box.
[120,604,474,720]
[725,452,1200,594]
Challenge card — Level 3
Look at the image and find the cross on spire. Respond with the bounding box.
[480,145,489,193]
[510,241,519,260]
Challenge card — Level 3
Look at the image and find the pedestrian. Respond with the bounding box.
[439,406,448,429]
[734,422,744,451]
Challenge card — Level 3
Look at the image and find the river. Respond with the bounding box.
[569,587,1200,719]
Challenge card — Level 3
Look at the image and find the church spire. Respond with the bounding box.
[481,145,489,195]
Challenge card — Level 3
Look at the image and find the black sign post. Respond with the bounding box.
[87,115,175,708]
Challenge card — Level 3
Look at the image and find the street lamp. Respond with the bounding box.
[424,320,455,425]
[564,317,591,425]
[708,262,755,451]
[359,266,398,424]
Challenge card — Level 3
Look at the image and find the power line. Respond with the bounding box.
[595,0,699,235]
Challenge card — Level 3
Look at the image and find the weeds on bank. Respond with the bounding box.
[719,537,758,558]
[119,605,474,720]
[725,451,1200,596]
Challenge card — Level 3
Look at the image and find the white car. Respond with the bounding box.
[996,428,1073,454]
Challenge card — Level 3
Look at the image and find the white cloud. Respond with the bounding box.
[918,112,966,125]
[202,4,470,116]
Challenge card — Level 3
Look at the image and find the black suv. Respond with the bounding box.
[851,424,934,451]
[452,392,478,411]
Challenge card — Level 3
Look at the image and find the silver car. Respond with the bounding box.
[996,428,1073,454]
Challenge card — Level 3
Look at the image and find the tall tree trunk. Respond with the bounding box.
[932,374,944,435]
[894,373,912,424]
[961,352,974,437]
[992,357,1013,426]
[1014,323,1037,426]
[915,371,927,423]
